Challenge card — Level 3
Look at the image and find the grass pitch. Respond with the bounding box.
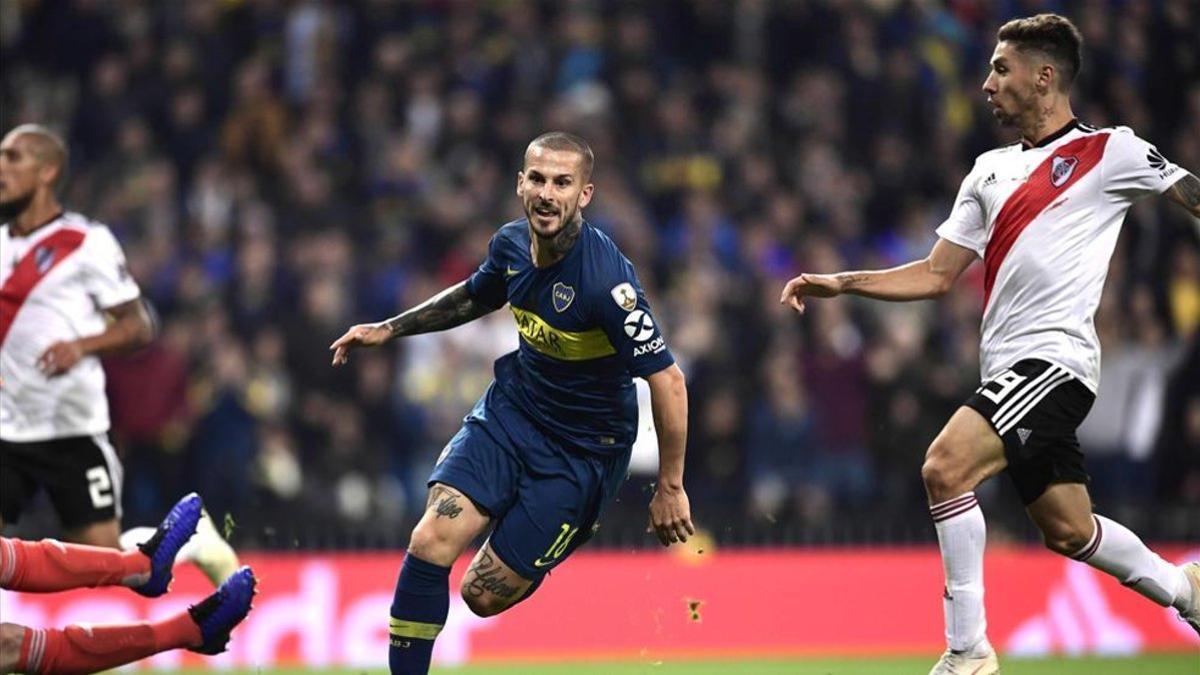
[157,653,1199,674]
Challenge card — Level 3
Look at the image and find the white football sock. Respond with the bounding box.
[118,526,157,551]
[121,525,202,562]
[1071,514,1192,610]
[931,492,988,653]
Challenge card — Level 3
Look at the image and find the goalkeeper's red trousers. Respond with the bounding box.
[0,536,148,592]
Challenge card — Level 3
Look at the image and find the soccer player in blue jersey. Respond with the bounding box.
[330,132,693,674]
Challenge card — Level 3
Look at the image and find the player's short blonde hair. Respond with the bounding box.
[526,132,594,181]
[5,123,69,189]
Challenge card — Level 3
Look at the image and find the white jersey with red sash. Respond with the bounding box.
[0,212,140,441]
[936,121,1185,392]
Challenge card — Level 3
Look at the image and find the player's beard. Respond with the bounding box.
[526,199,578,240]
[992,85,1037,129]
[0,190,34,220]
[992,105,1019,127]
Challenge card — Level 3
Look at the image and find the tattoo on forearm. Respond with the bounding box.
[1166,173,1200,217]
[384,282,493,337]
[464,551,519,599]
[838,273,870,289]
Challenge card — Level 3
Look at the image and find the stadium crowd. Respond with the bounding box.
[2,0,1197,547]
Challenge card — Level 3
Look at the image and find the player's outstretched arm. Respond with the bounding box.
[38,298,155,376]
[644,363,695,546]
[330,280,499,365]
[779,238,977,313]
[1164,172,1200,220]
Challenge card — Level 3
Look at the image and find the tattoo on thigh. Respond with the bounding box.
[426,486,464,520]
[464,551,518,599]
[435,494,463,519]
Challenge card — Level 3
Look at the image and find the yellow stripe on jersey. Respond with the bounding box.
[389,617,444,640]
[510,306,616,361]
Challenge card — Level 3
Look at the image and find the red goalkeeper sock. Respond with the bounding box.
[0,536,150,592]
[14,613,201,675]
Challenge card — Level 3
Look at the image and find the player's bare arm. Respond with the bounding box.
[1164,172,1200,219]
[37,298,155,377]
[329,281,498,365]
[780,238,977,314]
[644,363,694,546]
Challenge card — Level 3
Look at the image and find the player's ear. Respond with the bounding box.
[578,182,594,209]
[1036,61,1055,94]
[39,162,62,189]
[516,170,525,197]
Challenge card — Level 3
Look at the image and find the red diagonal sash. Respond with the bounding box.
[0,228,87,348]
[983,133,1109,309]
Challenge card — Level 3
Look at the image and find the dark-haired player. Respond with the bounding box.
[780,14,1200,675]
[332,131,693,674]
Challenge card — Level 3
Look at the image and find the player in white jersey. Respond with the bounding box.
[779,14,1200,675]
[0,124,152,548]
[0,125,238,586]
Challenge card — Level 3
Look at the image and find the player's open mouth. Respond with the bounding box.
[534,205,558,220]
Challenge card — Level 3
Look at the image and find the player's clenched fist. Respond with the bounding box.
[647,484,695,547]
[779,273,843,314]
[329,323,392,366]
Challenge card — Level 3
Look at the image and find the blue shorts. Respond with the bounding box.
[429,383,630,580]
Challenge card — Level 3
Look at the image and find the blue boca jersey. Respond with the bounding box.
[465,219,675,456]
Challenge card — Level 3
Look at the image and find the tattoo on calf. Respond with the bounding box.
[464,551,519,599]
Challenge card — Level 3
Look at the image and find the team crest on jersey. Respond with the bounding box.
[1050,155,1078,188]
[552,282,575,312]
[34,245,55,274]
[610,282,637,311]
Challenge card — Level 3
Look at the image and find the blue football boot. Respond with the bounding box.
[133,492,203,598]
[188,566,257,655]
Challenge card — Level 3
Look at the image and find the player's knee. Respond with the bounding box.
[405,522,459,567]
[1039,518,1092,556]
[459,587,511,618]
[921,443,967,500]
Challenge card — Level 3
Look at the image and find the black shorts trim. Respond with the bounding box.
[964,359,1096,505]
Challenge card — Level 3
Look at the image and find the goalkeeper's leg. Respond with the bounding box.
[0,492,202,596]
[0,566,255,673]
